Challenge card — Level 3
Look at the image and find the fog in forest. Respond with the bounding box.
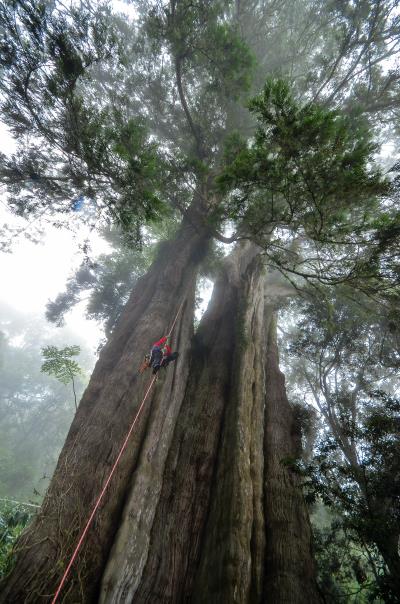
[0,1,399,602]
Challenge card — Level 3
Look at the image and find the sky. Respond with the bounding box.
[0,0,140,354]
[0,117,212,355]
[0,123,108,352]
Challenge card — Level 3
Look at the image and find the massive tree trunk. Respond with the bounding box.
[0,199,210,603]
[190,245,267,604]
[100,243,321,604]
[1,233,321,603]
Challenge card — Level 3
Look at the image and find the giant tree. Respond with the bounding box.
[0,1,399,602]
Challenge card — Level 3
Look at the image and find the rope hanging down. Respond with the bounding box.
[167,299,185,338]
[51,301,185,604]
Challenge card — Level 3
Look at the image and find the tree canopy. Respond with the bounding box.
[1,0,399,253]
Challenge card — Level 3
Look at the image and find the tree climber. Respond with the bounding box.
[140,336,179,374]
[160,340,179,371]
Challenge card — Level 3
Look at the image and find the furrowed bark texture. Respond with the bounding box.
[100,243,321,604]
[0,202,210,604]
[192,262,321,604]
[1,236,321,604]
[191,246,266,604]
[100,244,260,603]
[263,311,321,603]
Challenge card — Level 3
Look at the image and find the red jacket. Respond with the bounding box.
[153,337,172,355]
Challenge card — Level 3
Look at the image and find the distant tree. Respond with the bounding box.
[45,226,156,338]
[0,304,92,501]
[304,392,400,602]
[41,345,83,411]
[281,287,400,599]
[312,515,379,603]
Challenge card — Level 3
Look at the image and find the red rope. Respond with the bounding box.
[51,301,185,602]
[167,299,185,338]
[51,375,156,604]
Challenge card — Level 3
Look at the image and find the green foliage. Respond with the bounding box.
[279,283,400,599]
[0,304,92,500]
[150,0,255,101]
[62,104,169,241]
[0,0,168,247]
[45,226,159,337]
[216,77,399,295]
[41,344,83,411]
[218,78,386,234]
[0,2,399,599]
[365,201,400,289]
[313,517,382,603]
[0,0,258,249]
[285,285,399,390]
[140,0,255,163]
[0,502,33,580]
[2,0,399,257]
[302,392,400,602]
[41,345,82,386]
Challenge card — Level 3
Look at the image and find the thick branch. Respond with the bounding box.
[175,56,204,159]
[213,230,239,244]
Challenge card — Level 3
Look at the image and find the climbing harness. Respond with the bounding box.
[51,301,185,604]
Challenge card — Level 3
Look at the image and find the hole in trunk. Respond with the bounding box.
[194,276,214,331]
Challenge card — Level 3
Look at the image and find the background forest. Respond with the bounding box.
[0,0,399,603]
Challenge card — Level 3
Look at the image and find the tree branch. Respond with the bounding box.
[175,55,204,159]
[212,230,239,244]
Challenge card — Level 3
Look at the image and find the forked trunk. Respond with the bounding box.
[1,237,321,603]
[100,244,260,603]
[100,243,321,603]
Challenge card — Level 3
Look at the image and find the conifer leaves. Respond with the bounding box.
[144,0,255,159]
[216,79,396,292]
[219,78,387,239]
[159,0,254,94]
[0,0,167,246]
[0,0,115,136]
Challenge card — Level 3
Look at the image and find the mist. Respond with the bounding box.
[0,1,399,601]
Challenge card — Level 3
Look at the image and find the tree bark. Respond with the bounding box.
[368,507,400,596]
[1,236,321,604]
[191,244,266,604]
[0,199,210,604]
[99,243,321,604]
[100,243,260,603]
[263,310,321,603]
